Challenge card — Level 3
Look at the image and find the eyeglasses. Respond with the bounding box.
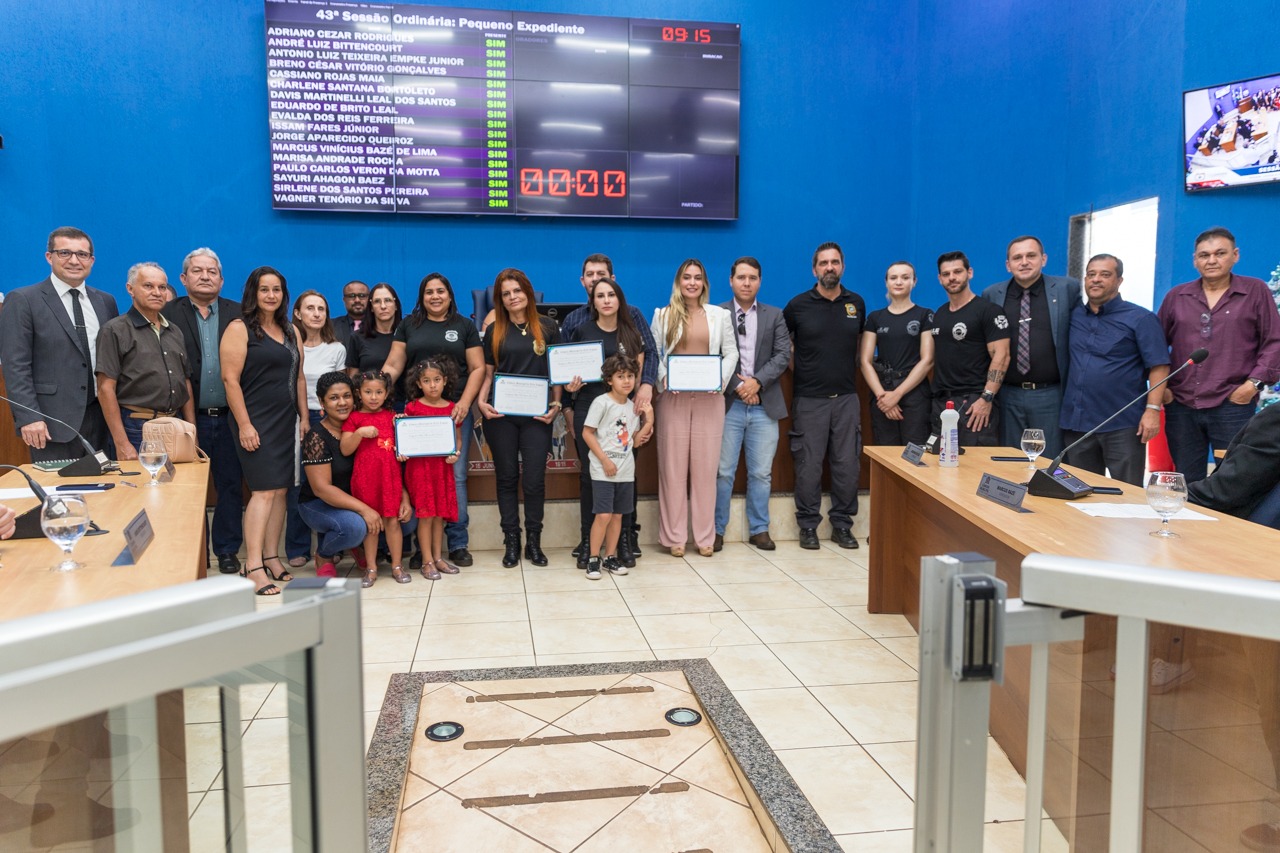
[51,250,93,261]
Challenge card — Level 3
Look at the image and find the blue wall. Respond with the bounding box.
[2,0,1276,319]
[0,0,913,315]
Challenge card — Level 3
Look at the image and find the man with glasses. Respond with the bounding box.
[0,227,119,461]
[714,257,790,551]
[163,248,246,573]
[1157,227,1280,482]
[332,279,369,346]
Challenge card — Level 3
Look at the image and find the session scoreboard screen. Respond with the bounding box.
[264,2,741,219]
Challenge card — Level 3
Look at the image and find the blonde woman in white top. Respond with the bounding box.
[650,259,738,556]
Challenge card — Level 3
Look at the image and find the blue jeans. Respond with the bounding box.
[445,409,473,552]
[120,416,146,455]
[715,400,780,536]
[296,499,367,558]
[197,411,244,558]
[284,410,325,560]
[998,385,1065,458]
[1164,399,1256,484]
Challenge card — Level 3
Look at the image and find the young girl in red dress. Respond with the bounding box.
[340,371,409,587]
[403,356,463,580]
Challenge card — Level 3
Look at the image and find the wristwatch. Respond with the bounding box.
[1251,378,1265,390]
[980,390,995,403]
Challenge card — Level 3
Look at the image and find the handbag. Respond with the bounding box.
[141,417,207,463]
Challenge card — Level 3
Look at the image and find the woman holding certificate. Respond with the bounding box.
[476,269,563,567]
[563,279,649,568]
[650,259,738,557]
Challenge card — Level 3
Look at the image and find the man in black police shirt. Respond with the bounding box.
[783,241,866,550]
[930,251,1011,445]
[331,280,368,346]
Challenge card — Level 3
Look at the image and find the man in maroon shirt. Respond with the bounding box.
[1157,226,1280,483]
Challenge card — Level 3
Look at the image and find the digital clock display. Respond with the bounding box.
[264,2,741,219]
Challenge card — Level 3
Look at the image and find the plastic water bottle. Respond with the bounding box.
[939,402,960,467]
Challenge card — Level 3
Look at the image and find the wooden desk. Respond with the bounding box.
[1,462,209,851]
[865,446,1280,850]
[1,462,209,621]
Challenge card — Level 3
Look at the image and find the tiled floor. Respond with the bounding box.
[183,536,1066,852]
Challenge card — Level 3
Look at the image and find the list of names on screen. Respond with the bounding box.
[264,1,741,219]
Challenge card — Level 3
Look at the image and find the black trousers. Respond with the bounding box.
[868,381,932,446]
[483,415,552,535]
[27,398,111,462]
[789,394,861,529]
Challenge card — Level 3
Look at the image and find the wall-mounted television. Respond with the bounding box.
[1183,72,1280,192]
[264,1,740,219]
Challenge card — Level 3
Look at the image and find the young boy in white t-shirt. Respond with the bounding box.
[582,354,653,579]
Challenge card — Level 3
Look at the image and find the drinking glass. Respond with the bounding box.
[1146,471,1187,538]
[41,495,90,571]
[138,439,168,486]
[1021,428,1046,469]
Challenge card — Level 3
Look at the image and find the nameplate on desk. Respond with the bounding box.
[113,509,155,565]
[976,473,1031,513]
[901,443,927,466]
[157,459,177,483]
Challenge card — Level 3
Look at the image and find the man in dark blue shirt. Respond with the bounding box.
[1059,254,1169,485]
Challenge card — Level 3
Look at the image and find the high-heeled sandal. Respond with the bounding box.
[434,559,460,575]
[263,556,293,583]
[242,566,280,596]
[390,565,412,584]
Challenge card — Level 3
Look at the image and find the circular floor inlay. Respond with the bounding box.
[425,721,464,742]
[664,707,702,727]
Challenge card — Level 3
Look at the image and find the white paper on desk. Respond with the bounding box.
[0,488,37,500]
[1068,504,1218,521]
[547,342,604,384]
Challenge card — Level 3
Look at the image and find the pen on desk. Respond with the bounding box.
[120,481,138,488]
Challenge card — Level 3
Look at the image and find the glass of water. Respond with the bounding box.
[1020,428,1046,469]
[138,439,168,486]
[41,495,90,571]
[1146,471,1187,538]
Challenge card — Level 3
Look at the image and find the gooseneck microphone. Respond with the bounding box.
[0,394,117,476]
[1027,348,1209,499]
[0,463,50,539]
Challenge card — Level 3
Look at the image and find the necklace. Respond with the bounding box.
[514,320,529,336]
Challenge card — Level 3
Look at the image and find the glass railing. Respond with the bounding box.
[0,576,366,853]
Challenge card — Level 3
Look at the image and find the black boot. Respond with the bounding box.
[502,531,521,568]
[524,530,548,566]
[629,523,642,558]
[617,529,636,568]
[574,535,590,569]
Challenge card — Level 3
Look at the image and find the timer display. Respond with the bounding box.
[662,27,711,43]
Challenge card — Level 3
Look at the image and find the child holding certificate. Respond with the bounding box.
[581,354,653,580]
[403,356,462,580]
[341,371,409,587]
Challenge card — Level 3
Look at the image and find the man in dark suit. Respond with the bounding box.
[330,280,368,346]
[162,248,245,573]
[981,235,1081,458]
[0,226,119,461]
[714,257,791,551]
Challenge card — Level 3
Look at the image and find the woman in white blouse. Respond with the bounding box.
[650,259,738,557]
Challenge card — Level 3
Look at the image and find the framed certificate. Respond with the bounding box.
[395,416,457,457]
[547,341,605,384]
[666,355,723,392]
[493,374,551,416]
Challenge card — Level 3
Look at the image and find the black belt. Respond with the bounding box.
[197,407,229,417]
[1005,381,1059,391]
[124,406,176,420]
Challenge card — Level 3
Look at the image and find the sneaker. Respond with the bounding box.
[1240,820,1280,851]
[586,557,602,580]
[604,556,628,576]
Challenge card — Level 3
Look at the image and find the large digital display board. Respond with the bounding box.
[265,2,741,218]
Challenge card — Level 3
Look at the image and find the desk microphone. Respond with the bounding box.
[0,393,117,476]
[0,463,50,539]
[1027,347,1208,499]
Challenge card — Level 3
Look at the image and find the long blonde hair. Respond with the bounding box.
[659,258,709,352]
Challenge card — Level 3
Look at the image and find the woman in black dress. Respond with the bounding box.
[859,261,935,446]
[221,266,308,595]
[476,269,562,567]
[346,282,404,407]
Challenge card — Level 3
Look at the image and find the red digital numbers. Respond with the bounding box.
[662,26,711,43]
[519,168,626,199]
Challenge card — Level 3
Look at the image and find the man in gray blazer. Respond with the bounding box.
[0,227,119,461]
[980,235,1081,458]
[714,257,791,551]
